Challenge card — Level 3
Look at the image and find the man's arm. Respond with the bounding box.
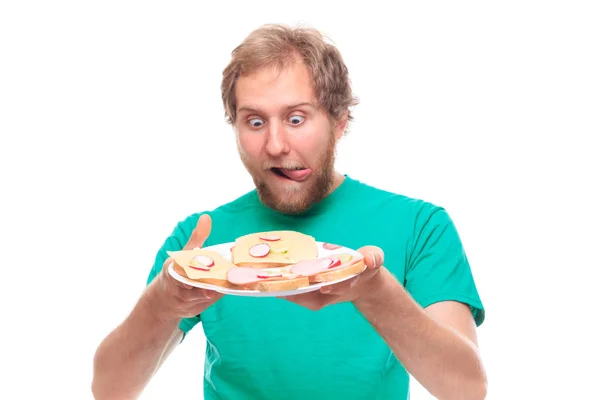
[92,286,183,400]
[92,258,222,399]
[353,268,487,400]
[92,213,221,399]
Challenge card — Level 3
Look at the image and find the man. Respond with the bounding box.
[92,24,487,400]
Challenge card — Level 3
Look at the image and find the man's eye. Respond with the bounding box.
[288,115,304,125]
[249,118,264,128]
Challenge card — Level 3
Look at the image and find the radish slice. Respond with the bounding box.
[327,257,342,269]
[323,242,341,250]
[249,243,270,257]
[188,265,210,271]
[259,234,280,241]
[317,257,342,269]
[319,258,334,269]
[190,255,214,268]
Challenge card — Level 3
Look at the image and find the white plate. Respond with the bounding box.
[167,241,366,297]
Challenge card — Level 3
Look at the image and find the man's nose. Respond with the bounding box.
[265,121,290,156]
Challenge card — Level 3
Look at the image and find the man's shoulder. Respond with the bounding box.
[350,177,443,216]
[346,178,459,241]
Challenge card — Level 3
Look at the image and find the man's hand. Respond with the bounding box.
[146,213,224,322]
[281,245,385,310]
[92,213,224,400]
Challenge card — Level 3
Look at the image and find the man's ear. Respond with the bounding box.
[334,111,349,139]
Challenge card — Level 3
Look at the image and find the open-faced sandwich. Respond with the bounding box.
[167,248,237,288]
[231,230,318,269]
[224,251,366,291]
[289,252,366,283]
[169,231,366,293]
[226,266,310,292]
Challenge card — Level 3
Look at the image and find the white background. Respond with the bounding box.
[1,1,599,399]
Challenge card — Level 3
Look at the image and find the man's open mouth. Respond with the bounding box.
[270,167,311,182]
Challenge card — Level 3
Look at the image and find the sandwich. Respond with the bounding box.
[226,266,310,292]
[289,252,366,283]
[168,233,366,293]
[231,230,318,269]
[167,248,236,288]
[226,248,366,291]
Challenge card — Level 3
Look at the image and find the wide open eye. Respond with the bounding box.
[288,115,305,125]
[248,118,264,128]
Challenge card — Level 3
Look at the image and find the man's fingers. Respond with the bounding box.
[320,276,358,295]
[157,213,214,299]
[174,278,194,290]
[160,259,190,287]
[282,292,333,311]
[183,213,212,250]
[357,245,384,270]
[174,285,220,302]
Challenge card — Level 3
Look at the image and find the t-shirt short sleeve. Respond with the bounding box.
[405,204,485,326]
[146,214,204,338]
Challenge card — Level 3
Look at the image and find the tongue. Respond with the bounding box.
[280,168,311,181]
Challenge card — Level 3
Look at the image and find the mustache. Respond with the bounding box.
[263,162,306,170]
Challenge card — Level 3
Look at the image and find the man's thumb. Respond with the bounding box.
[184,213,212,250]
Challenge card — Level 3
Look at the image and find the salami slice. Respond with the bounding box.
[227,267,286,285]
[323,242,342,250]
[227,267,263,285]
[257,272,283,278]
[291,258,331,276]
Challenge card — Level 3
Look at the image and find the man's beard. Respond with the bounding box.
[238,133,337,215]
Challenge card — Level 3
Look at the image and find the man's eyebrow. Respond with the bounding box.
[286,102,317,110]
[237,102,317,113]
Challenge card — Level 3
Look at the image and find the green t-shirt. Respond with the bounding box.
[146,176,484,400]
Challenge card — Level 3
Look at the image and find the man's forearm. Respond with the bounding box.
[353,269,487,400]
[92,290,182,400]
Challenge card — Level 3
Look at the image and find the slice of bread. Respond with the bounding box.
[231,230,318,269]
[290,252,366,283]
[167,248,236,288]
[226,266,310,292]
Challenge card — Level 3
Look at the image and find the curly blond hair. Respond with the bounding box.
[221,24,359,129]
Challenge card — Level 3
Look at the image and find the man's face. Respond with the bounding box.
[234,59,346,214]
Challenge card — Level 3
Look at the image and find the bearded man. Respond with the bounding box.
[92,24,487,400]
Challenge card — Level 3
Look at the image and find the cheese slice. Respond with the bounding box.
[167,248,234,284]
[231,230,318,268]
